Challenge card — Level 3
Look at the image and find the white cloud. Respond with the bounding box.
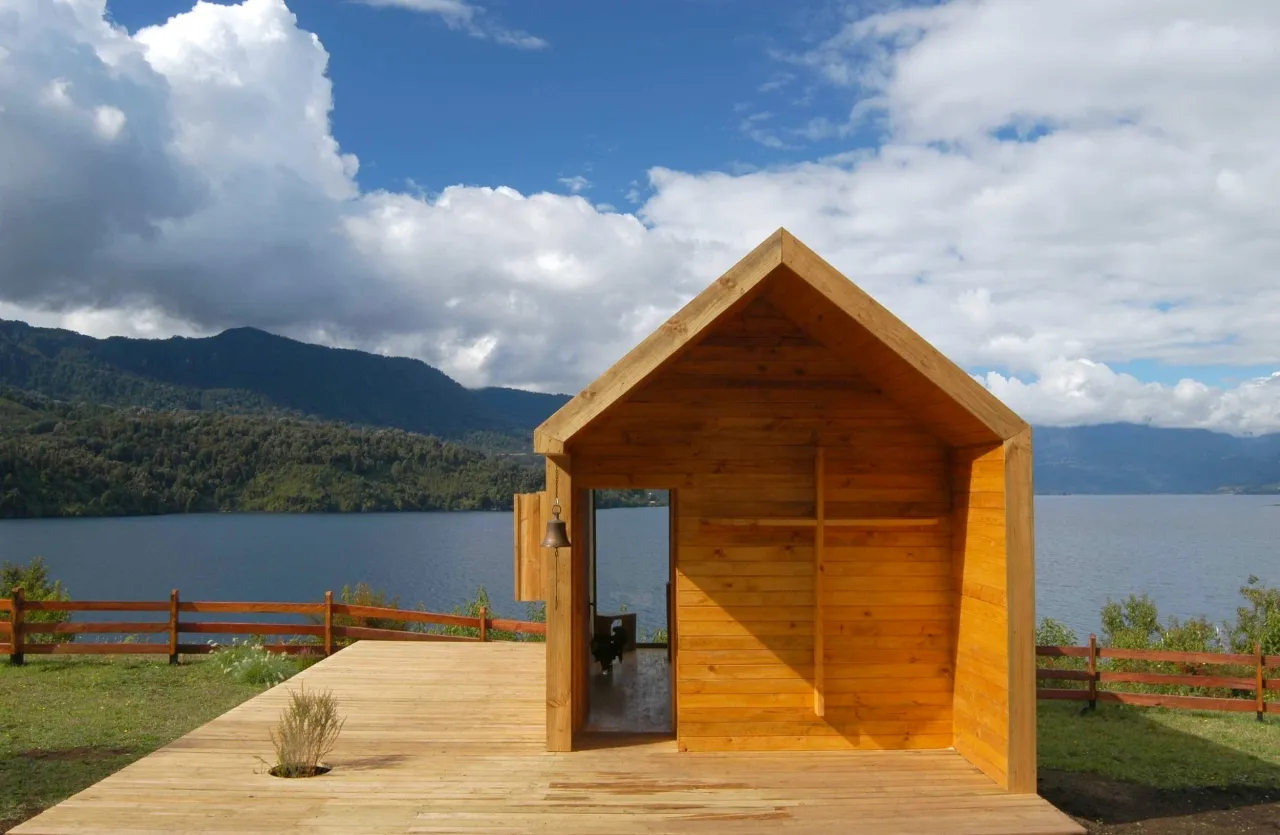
[984,362,1280,437]
[758,73,795,93]
[357,0,547,49]
[557,175,591,194]
[1,0,1279,433]
[738,111,793,150]
[92,105,127,139]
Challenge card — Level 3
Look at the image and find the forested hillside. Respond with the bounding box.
[3,319,1280,503]
[0,389,540,518]
[0,320,567,438]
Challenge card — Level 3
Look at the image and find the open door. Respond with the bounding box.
[584,490,675,735]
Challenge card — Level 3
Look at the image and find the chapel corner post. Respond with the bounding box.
[1004,426,1037,793]
[543,455,577,752]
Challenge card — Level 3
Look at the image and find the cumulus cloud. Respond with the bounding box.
[0,0,1278,433]
[557,175,591,194]
[357,0,547,49]
[984,362,1280,437]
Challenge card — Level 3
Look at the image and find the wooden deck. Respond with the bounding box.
[15,642,1083,834]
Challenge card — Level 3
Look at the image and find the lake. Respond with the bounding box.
[0,495,1276,638]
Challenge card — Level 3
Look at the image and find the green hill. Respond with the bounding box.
[0,388,540,517]
[0,319,568,439]
[2,319,1279,502]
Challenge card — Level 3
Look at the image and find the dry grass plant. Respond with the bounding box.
[269,684,345,777]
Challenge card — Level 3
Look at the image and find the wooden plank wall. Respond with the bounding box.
[950,443,1011,787]
[571,296,956,753]
[513,492,544,603]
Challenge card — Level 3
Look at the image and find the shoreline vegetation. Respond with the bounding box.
[1037,576,1279,665]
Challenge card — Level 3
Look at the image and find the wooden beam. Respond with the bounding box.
[534,230,785,452]
[1004,427,1036,792]
[814,446,826,718]
[544,457,575,751]
[700,517,943,528]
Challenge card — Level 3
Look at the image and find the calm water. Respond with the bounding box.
[0,496,1276,637]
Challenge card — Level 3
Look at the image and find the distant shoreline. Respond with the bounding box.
[3,492,1277,522]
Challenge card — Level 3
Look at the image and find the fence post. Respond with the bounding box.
[479,606,488,642]
[1257,641,1265,723]
[9,588,23,666]
[168,589,180,665]
[324,591,334,657]
[1088,634,1098,712]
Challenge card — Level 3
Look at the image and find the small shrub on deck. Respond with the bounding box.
[269,685,346,777]
[211,639,297,686]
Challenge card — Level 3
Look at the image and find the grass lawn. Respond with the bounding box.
[0,656,283,831]
[1039,700,1280,789]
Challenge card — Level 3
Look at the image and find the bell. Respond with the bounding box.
[541,503,571,549]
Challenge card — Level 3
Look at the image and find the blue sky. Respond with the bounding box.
[2,0,1278,432]
[104,0,869,203]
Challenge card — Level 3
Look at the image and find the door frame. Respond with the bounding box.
[584,488,678,737]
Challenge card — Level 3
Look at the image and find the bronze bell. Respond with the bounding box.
[541,502,571,549]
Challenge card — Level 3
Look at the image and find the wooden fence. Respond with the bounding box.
[1,589,545,665]
[1038,634,1278,720]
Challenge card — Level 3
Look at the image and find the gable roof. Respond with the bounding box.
[534,229,1027,453]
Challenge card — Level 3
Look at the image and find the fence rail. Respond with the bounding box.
[1037,635,1277,721]
[2,588,545,664]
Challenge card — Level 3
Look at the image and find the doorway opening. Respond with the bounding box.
[585,489,674,734]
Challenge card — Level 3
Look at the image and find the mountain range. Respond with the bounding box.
[2,319,1278,496]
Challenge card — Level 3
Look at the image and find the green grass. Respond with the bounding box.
[1039,701,1280,789]
[0,656,289,829]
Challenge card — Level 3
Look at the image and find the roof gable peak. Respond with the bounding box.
[535,229,1025,453]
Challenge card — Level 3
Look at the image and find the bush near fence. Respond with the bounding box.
[1035,582,1280,718]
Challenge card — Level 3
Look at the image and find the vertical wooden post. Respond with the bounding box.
[1088,634,1098,712]
[324,591,334,657]
[479,606,488,642]
[1003,427,1037,793]
[544,455,575,752]
[9,587,23,666]
[1257,641,1265,722]
[813,446,825,718]
[168,589,180,665]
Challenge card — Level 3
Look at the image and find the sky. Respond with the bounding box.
[2,0,1279,434]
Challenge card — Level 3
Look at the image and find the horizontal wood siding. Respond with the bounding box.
[951,443,1011,786]
[572,295,956,753]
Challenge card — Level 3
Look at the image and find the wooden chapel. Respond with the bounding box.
[513,229,1037,793]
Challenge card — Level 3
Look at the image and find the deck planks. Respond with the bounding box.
[15,642,1081,835]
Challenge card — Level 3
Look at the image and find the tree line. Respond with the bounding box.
[0,388,541,517]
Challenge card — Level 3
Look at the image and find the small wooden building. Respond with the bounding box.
[516,229,1036,793]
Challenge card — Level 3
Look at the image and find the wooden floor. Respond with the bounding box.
[15,642,1083,834]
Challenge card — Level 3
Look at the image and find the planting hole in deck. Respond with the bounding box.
[267,764,331,778]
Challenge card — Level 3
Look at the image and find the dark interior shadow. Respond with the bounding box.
[1038,704,1280,825]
